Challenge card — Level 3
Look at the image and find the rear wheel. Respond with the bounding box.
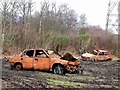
[15,64,23,70]
[53,65,65,75]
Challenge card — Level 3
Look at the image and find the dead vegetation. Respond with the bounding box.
[0,0,119,57]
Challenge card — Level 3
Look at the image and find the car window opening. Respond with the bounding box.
[26,50,34,57]
[35,50,48,58]
[99,52,104,55]
[22,50,34,57]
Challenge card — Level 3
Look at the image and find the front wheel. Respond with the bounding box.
[91,58,96,62]
[53,65,65,75]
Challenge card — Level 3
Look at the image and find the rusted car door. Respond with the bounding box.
[97,52,106,60]
[21,50,35,69]
[34,50,50,71]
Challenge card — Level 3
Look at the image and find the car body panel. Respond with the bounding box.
[7,48,81,73]
[34,57,50,71]
[81,49,113,61]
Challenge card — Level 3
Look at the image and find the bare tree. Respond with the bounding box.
[18,0,34,49]
[78,14,88,29]
[1,0,11,54]
[118,1,120,57]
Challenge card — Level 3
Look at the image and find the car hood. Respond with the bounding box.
[47,50,78,61]
[61,52,78,61]
[5,55,14,59]
[5,55,19,61]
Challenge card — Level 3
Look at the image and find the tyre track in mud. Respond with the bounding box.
[2,59,48,88]
[2,69,49,88]
[80,60,119,87]
[2,70,47,88]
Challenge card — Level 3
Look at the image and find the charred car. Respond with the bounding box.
[81,49,113,61]
[7,49,82,75]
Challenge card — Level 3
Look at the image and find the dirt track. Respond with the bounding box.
[1,58,119,89]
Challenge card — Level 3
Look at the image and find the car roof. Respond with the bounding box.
[98,50,108,52]
[25,48,44,51]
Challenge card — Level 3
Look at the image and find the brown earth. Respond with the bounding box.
[1,58,119,89]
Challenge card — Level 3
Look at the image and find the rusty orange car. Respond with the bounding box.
[81,49,113,61]
[7,49,82,75]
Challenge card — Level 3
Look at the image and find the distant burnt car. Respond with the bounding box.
[6,49,82,75]
[81,49,113,61]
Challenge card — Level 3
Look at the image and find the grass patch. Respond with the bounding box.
[47,74,95,81]
[78,76,95,81]
[47,74,68,80]
[47,79,88,88]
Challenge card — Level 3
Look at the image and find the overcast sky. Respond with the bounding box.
[34,0,118,32]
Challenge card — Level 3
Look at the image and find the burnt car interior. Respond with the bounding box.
[22,50,34,57]
[46,50,61,58]
[99,52,104,55]
[99,52,109,55]
[35,50,48,58]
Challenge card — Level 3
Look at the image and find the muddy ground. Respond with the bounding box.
[1,58,120,89]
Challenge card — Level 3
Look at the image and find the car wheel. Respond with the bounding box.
[107,58,112,61]
[15,64,23,70]
[53,65,65,75]
[75,70,80,74]
[10,66,14,70]
[76,68,83,75]
[92,58,96,62]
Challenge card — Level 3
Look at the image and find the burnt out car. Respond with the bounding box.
[7,49,82,75]
[81,49,113,61]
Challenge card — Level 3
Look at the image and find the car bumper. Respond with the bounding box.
[9,62,14,67]
[65,65,81,73]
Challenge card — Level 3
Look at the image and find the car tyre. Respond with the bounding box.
[76,68,83,75]
[10,66,14,70]
[106,58,112,61]
[92,58,96,62]
[53,65,65,75]
[15,64,23,70]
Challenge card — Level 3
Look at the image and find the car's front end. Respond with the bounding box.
[65,61,81,73]
[60,53,82,74]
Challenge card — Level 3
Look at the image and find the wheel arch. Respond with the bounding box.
[52,63,65,70]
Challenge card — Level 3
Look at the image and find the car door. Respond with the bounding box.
[34,50,50,71]
[97,52,105,60]
[21,50,34,69]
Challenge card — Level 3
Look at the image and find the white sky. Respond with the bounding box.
[54,0,109,29]
[33,0,118,32]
